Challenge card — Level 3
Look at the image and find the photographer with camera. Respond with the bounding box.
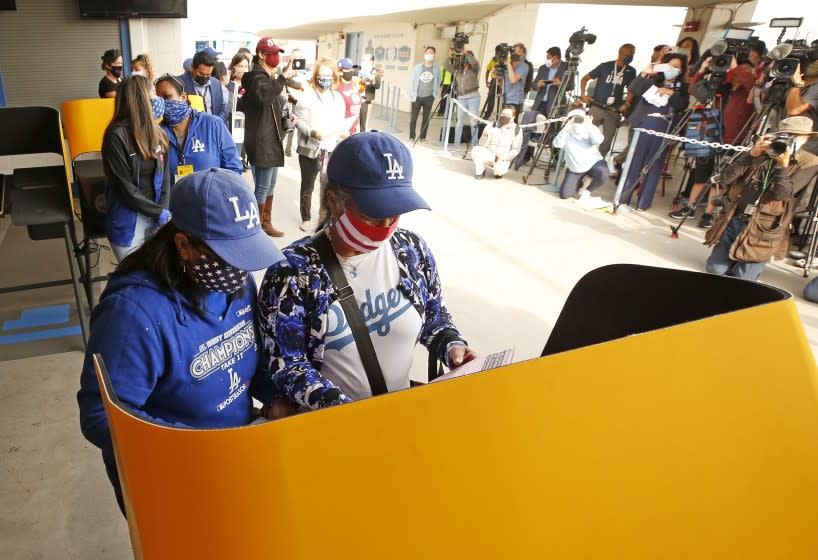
[553,108,610,206]
[239,37,296,237]
[580,44,637,158]
[617,53,689,212]
[703,117,818,281]
[532,47,571,118]
[786,58,818,155]
[498,44,530,121]
[673,41,767,228]
[444,48,481,150]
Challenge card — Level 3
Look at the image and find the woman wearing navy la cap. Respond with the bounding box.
[253,132,477,415]
[77,168,284,514]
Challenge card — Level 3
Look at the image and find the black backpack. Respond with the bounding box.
[523,60,534,96]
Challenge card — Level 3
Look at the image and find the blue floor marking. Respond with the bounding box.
[0,325,83,345]
[3,305,71,331]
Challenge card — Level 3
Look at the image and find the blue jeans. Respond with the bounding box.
[454,94,481,146]
[110,212,158,262]
[251,166,279,204]
[705,216,766,281]
[559,160,610,199]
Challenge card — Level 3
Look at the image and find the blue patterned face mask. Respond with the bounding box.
[162,99,192,126]
[316,77,333,90]
[151,97,165,120]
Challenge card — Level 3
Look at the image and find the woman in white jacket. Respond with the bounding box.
[293,58,347,231]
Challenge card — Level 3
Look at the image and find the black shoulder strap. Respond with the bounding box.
[312,230,388,396]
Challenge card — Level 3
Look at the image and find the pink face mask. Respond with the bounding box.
[335,210,398,253]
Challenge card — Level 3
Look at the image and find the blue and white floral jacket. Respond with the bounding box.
[252,228,467,410]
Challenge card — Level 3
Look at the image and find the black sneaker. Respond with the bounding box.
[669,205,695,219]
[476,171,485,180]
[698,213,714,228]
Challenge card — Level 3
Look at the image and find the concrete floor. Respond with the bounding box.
[2,110,818,559]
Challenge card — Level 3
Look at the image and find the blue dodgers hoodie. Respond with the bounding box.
[163,110,243,184]
[77,269,260,510]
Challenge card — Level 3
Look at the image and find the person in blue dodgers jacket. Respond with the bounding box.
[102,75,172,262]
[253,132,478,414]
[77,168,284,514]
[155,74,242,183]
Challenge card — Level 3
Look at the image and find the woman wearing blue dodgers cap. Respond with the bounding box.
[77,169,284,515]
[253,132,477,414]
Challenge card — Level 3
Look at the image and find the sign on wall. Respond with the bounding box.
[369,33,411,72]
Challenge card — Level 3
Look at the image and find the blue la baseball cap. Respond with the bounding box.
[182,58,193,72]
[337,57,356,69]
[200,46,222,58]
[326,132,430,219]
[170,169,284,271]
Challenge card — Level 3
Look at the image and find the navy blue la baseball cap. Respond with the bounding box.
[326,132,430,219]
[170,169,284,271]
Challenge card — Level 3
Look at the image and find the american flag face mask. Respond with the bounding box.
[190,254,248,294]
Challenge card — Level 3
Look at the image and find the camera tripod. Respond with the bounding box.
[613,102,698,213]
[521,56,581,185]
[412,52,468,152]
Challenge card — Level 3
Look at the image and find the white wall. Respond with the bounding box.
[129,18,185,78]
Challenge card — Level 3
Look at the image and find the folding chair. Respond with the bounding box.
[0,106,89,346]
[60,98,114,309]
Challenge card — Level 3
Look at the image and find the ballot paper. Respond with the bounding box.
[431,348,515,383]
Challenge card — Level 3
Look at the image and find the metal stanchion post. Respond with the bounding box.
[538,147,566,192]
[377,83,390,121]
[612,128,641,212]
[440,97,455,155]
[385,87,402,133]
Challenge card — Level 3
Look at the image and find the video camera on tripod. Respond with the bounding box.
[451,31,470,55]
[494,43,513,70]
[566,27,596,59]
[761,18,818,109]
[692,27,758,103]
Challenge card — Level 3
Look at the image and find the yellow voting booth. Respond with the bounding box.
[95,265,818,559]
[187,94,205,112]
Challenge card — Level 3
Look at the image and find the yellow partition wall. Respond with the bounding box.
[96,266,818,559]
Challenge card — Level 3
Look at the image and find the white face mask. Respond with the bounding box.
[424,53,434,62]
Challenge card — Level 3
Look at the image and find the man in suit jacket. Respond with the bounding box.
[532,47,572,118]
[178,48,229,124]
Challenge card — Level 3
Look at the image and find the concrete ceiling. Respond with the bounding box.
[258,0,709,39]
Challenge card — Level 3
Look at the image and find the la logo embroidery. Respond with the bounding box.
[228,196,260,229]
[227,368,240,394]
[191,138,206,153]
[383,153,404,180]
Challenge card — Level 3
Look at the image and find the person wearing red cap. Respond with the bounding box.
[240,37,295,237]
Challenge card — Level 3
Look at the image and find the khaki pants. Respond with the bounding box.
[588,104,620,158]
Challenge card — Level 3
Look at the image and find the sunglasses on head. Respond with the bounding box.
[154,73,185,90]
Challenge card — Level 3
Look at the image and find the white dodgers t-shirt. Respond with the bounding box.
[322,241,422,400]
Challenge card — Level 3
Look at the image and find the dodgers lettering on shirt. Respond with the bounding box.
[321,242,422,400]
[325,287,413,351]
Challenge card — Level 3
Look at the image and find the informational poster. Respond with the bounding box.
[371,33,411,72]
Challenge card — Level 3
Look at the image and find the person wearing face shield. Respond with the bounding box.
[292,58,348,232]
[253,132,477,417]
[552,109,610,206]
[178,48,229,124]
[617,53,689,212]
[99,49,124,98]
[580,44,637,158]
[77,169,285,515]
[701,117,818,281]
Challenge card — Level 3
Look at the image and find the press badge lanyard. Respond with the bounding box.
[173,129,194,181]
[606,63,626,106]
[745,160,777,216]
